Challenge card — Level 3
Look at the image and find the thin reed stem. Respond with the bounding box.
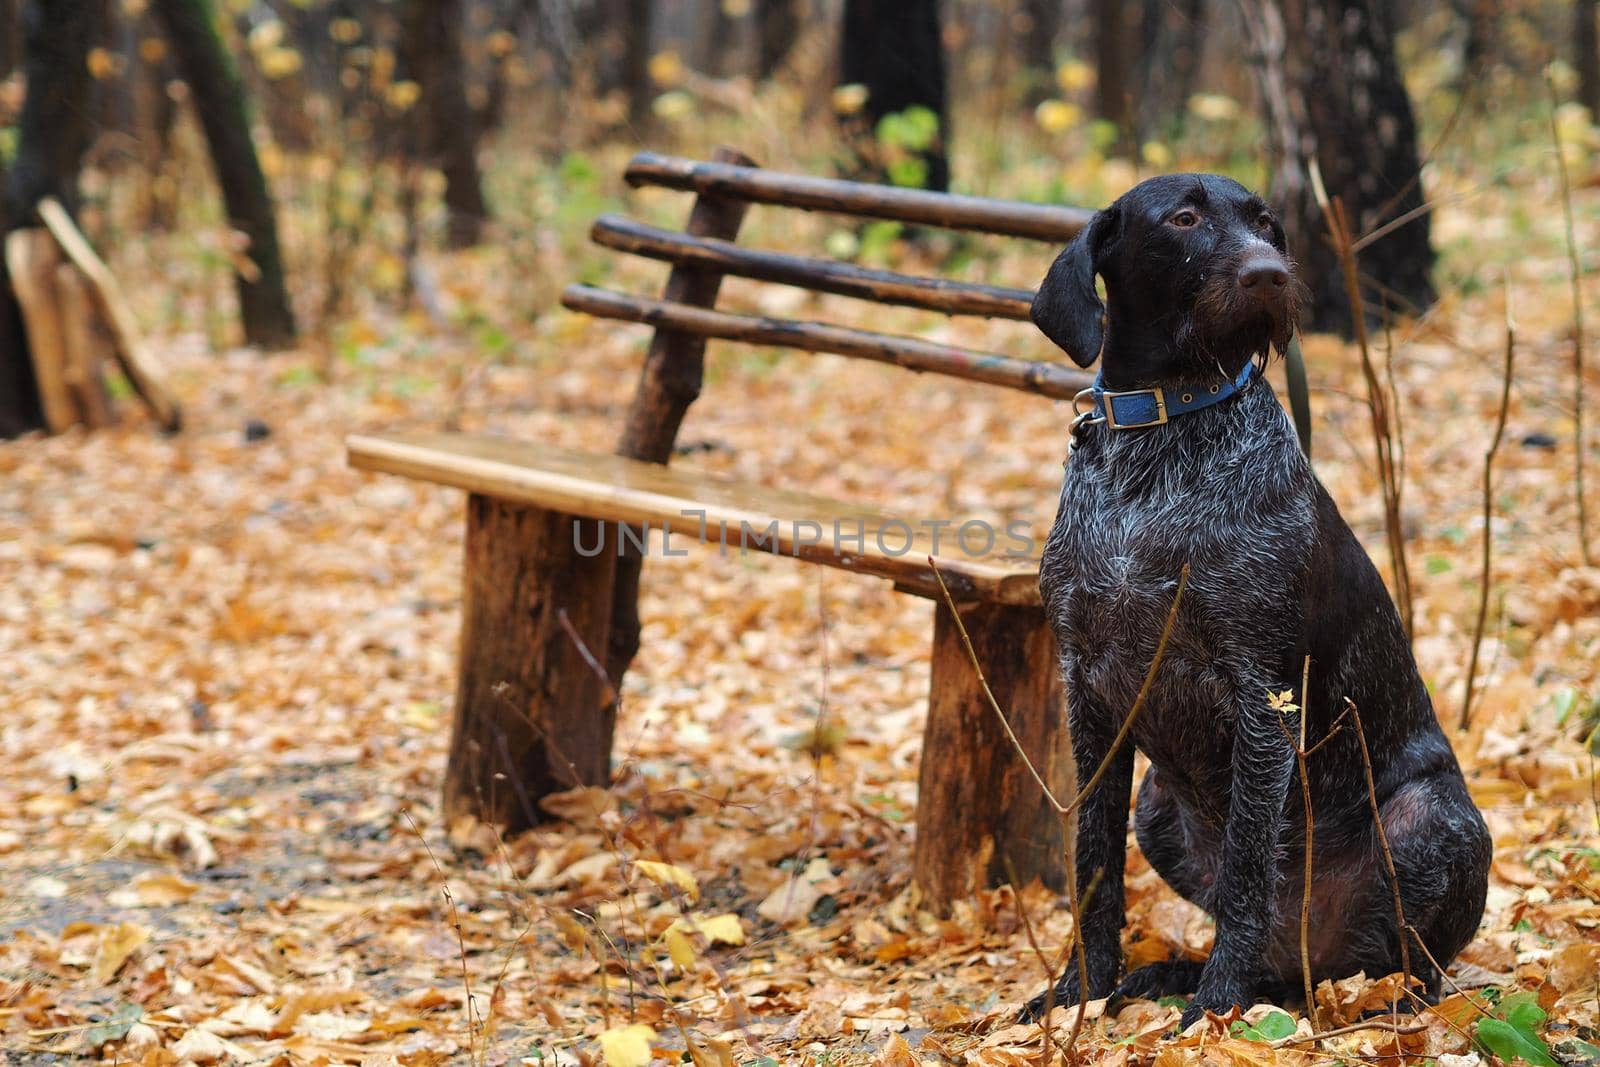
[1462,284,1515,731]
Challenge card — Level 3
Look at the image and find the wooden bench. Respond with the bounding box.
[347,148,1094,911]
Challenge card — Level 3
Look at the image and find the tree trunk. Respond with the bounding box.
[1135,0,1205,142]
[0,0,18,80]
[1579,0,1600,119]
[1018,0,1063,104]
[838,0,950,191]
[152,0,297,348]
[1243,0,1434,336]
[618,0,655,129]
[396,0,490,249]
[913,600,1073,913]
[1456,0,1496,92]
[1093,0,1132,154]
[607,146,754,692]
[0,0,92,437]
[442,497,618,830]
[756,0,800,79]
[694,0,740,77]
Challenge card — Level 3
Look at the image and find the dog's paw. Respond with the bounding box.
[1178,981,1249,1030]
[1018,975,1081,1023]
[1114,960,1206,1002]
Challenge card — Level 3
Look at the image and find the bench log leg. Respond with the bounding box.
[442,494,617,831]
[913,599,1073,914]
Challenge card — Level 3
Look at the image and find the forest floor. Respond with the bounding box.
[1,132,1598,1065]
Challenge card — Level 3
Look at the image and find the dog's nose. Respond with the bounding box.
[1239,258,1289,296]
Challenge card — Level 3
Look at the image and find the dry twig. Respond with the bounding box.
[1275,656,1318,1027]
[1346,699,1412,990]
[1314,175,1414,638]
[1462,282,1516,731]
[1547,70,1595,566]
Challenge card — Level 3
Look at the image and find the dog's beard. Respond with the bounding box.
[1182,266,1307,373]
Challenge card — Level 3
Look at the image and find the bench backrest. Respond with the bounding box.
[558,148,1095,471]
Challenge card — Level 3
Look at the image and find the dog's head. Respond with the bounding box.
[1032,173,1304,382]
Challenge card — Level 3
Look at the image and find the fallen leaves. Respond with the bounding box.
[597,1022,658,1067]
[0,125,1596,1067]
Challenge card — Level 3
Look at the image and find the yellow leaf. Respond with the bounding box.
[694,913,745,946]
[598,1023,657,1067]
[633,860,699,902]
[329,17,362,44]
[487,29,518,58]
[386,80,422,112]
[87,47,121,80]
[664,924,696,969]
[247,19,284,51]
[833,83,869,115]
[1141,141,1173,168]
[90,922,150,984]
[1035,99,1081,134]
[1056,59,1093,93]
[647,50,684,88]
[652,91,694,122]
[662,911,744,969]
[260,47,303,80]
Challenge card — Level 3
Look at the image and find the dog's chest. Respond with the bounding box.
[1041,410,1314,719]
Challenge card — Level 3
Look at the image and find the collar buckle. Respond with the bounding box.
[1101,387,1169,430]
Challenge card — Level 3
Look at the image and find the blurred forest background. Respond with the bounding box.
[0,0,1593,415]
[1,1,1599,1064]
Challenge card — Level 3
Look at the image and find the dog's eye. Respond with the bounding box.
[1167,209,1200,228]
[1255,212,1274,231]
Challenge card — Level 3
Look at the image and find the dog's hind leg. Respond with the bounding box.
[1341,771,1492,996]
[1134,769,1215,910]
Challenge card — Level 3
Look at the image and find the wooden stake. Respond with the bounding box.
[36,197,181,431]
[54,263,115,429]
[6,229,76,432]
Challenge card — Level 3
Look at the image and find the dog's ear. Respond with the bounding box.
[1032,208,1119,367]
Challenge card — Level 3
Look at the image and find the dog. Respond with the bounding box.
[1018,174,1490,1029]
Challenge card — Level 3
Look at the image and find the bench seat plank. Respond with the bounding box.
[347,431,1042,607]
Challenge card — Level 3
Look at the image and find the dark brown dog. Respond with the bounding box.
[1020,174,1490,1029]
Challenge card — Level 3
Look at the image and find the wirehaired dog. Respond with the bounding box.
[1019,174,1490,1028]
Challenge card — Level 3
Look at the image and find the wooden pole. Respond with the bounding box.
[5,230,75,432]
[590,214,1035,319]
[54,264,114,429]
[624,152,1090,241]
[38,198,181,431]
[607,146,756,689]
[563,285,1091,399]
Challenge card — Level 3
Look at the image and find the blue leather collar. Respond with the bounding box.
[1077,360,1261,432]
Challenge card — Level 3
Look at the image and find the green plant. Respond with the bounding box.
[874,106,941,188]
[1231,1010,1297,1042]
[1474,990,1559,1067]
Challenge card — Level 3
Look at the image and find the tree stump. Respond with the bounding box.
[441,497,617,830]
[913,600,1073,913]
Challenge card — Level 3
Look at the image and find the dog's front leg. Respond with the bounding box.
[1019,688,1135,1021]
[1182,683,1296,1028]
